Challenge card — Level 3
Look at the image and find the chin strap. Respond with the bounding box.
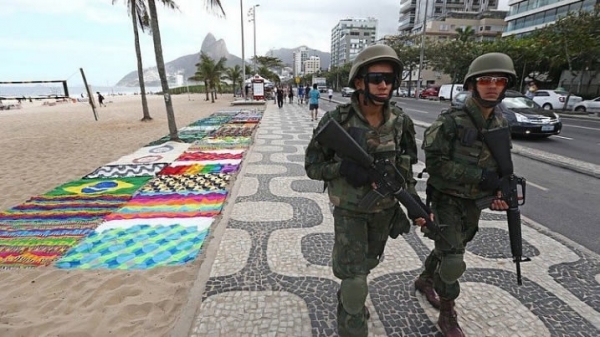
[356,77,395,106]
[472,85,508,108]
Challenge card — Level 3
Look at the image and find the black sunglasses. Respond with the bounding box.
[365,72,396,85]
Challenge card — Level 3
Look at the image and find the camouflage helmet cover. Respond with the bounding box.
[348,44,403,88]
[463,52,517,87]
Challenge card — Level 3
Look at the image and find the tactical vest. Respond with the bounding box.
[326,102,410,213]
[428,107,504,199]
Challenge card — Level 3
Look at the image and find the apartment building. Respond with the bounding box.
[292,47,310,77]
[399,0,500,34]
[503,0,599,37]
[303,56,321,75]
[330,18,378,68]
[426,10,507,41]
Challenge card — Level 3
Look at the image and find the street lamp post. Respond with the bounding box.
[416,0,430,100]
[248,4,260,74]
[240,0,246,99]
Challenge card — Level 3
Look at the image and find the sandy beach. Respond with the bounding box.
[0,93,236,337]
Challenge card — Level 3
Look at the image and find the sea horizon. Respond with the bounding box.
[0,84,164,98]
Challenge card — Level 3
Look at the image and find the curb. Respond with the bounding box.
[325,97,600,179]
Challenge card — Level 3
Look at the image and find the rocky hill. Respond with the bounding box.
[115,33,330,87]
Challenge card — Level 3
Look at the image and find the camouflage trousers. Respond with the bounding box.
[332,205,398,337]
[418,191,481,301]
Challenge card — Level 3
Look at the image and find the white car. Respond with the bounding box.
[532,90,582,110]
[573,97,600,113]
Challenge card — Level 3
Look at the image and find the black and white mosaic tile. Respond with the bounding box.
[190,103,600,337]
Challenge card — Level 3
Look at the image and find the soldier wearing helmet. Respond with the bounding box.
[416,53,514,337]
[305,44,430,337]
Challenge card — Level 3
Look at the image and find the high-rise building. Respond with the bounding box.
[503,0,598,37]
[304,56,321,75]
[330,18,378,69]
[292,47,310,77]
[398,0,500,34]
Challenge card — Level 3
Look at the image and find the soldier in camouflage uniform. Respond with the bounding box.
[305,44,430,337]
[416,53,515,337]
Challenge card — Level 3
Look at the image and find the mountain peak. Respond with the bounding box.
[200,33,217,53]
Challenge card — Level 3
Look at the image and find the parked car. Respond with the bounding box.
[573,97,600,113]
[419,86,439,99]
[438,84,464,101]
[531,89,582,110]
[341,87,355,97]
[395,88,409,97]
[450,90,562,137]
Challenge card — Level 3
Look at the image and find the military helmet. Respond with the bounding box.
[348,44,403,88]
[463,52,517,87]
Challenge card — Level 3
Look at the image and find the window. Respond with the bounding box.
[440,24,449,31]
[534,12,544,25]
[535,91,550,97]
[484,26,491,31]
[364,32,370,36]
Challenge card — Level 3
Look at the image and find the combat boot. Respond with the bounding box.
[438,298,464,337]
[414,278,441,309]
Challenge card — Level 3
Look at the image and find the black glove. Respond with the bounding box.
[339,160,371,187]
[407,193,432,220]
[480,169,501,191]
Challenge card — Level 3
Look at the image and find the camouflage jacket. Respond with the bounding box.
[422,97,509,199]
[305,96,419,213]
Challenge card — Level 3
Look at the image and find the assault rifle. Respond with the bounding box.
[475,127,530,285]
[314,119,452,248]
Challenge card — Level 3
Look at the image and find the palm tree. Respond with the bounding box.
[223,65,242,97]
[193,53,226,103]
[146,0,225,140]
[455,26,476,42]
[112,0,152,121]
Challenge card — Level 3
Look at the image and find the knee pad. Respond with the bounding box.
[438,253,466,284]
[340,275,368,315]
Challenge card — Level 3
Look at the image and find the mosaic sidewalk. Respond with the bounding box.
[188,102,600,337]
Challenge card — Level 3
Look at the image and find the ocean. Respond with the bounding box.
[0,84,163,98]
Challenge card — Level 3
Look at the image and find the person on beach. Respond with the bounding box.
[304,44,426,337]
[96,92,106,107]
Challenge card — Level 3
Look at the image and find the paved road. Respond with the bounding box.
[317,98,600,255]
[183,101,600,337]
[331,94,600,165]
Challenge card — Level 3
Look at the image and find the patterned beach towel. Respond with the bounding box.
[84,163,168,179]
[55,218,213,270]
[108,141,190,165]
[137,173,231,193]
[104,190,228,220]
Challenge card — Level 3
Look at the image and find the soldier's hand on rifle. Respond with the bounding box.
[339,159,371,187]
[407,194,434,226]
[490,191,509,211]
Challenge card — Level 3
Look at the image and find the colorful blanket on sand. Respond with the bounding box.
[84,163,168,179]
[159,163,239,175]
[188,116,232,126]
[104,191,228,220]
[42,177,151,197]
[187,136,252,151]
[173,151,244,165]
[230,117,261,123]
[0,221,99,268]
[179,125,220,133]
[55,221,212,270]
[137,173,231,193]
[108,141,190,165]
[211,110,242,116]
[0,195,133,223]
[210,126,255,137]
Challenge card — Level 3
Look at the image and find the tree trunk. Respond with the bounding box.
[211,87,215,103]
[148,0,179,141]
[204,81,210,101]
[131,0,152,122]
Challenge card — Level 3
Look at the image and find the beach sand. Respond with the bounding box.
[0,93,236,337]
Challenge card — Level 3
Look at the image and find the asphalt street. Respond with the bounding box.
[312,95,600,255]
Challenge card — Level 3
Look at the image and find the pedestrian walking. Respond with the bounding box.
[309,84,320,121]
[305,85,310,105]
[305,44,427,337]
[276,87,284,108]
[328,87,334,102]
[416,52,516,337]
[288,86,294,104]
[298,85,305,104]
[96,92,106,107]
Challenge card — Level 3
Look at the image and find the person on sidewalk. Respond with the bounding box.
[417,53,514,337]
[305,84,311,105]
[328,87,334,102]
[288,86,294,104]
[276,87,284,108]
[309,83,320,121]
[298,85,305,105]
[305,44,429,337]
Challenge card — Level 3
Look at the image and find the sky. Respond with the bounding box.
[0,0,509,87]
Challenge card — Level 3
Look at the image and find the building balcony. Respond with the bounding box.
[400,0,417,13]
